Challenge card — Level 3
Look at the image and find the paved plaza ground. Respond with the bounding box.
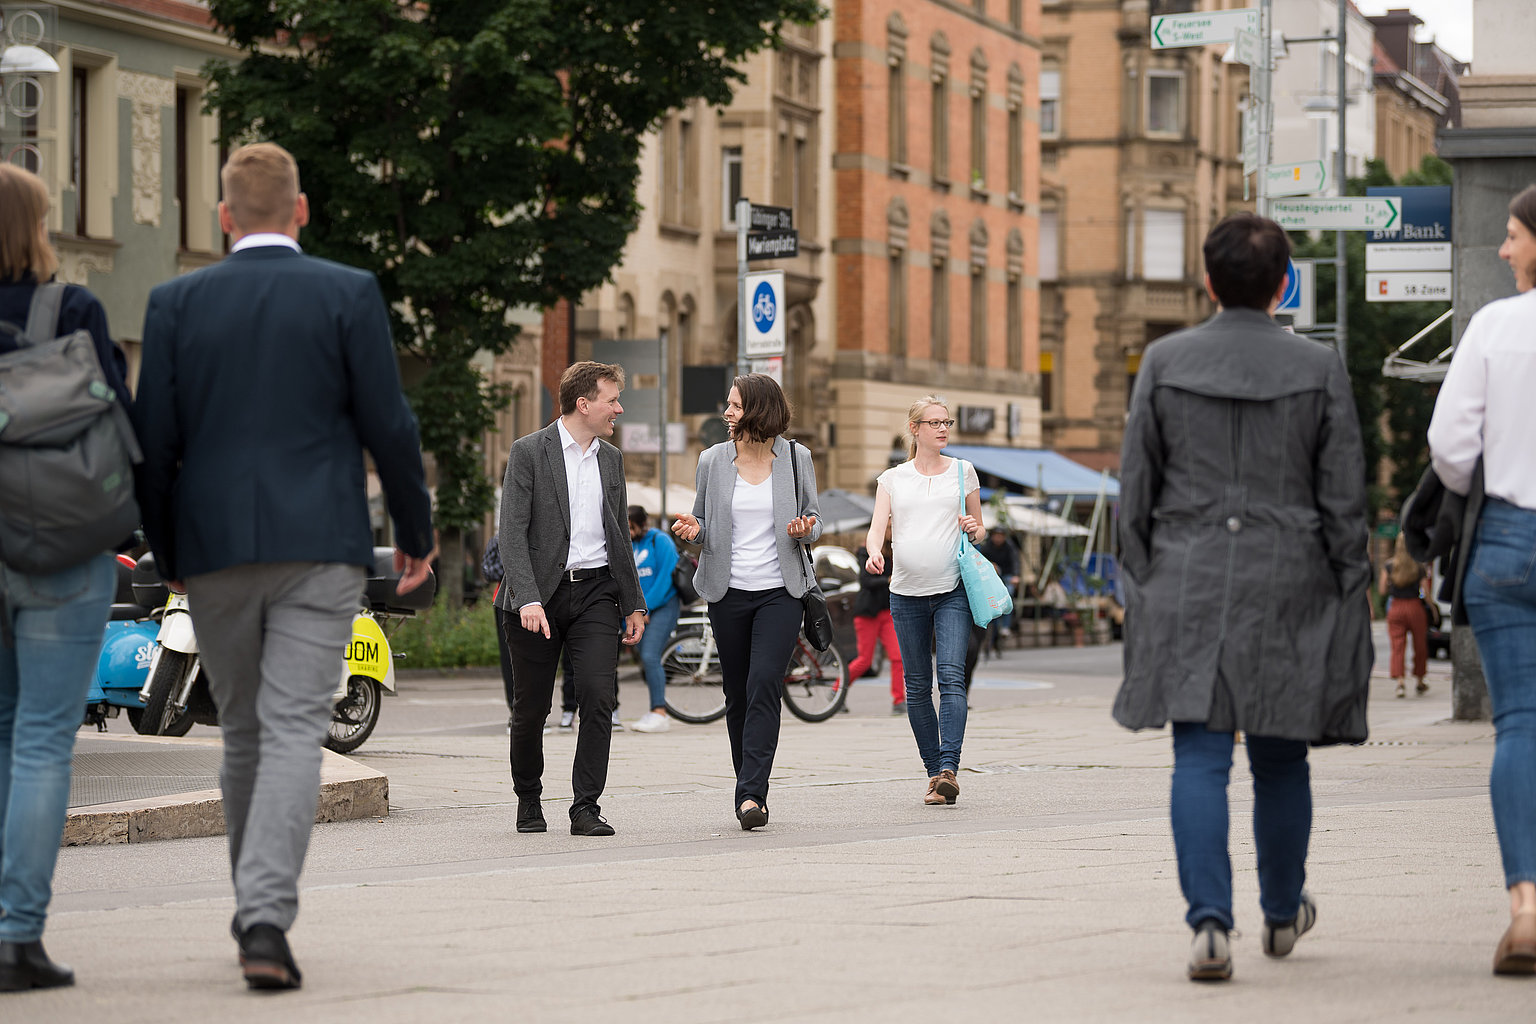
[27,626,1533,1022]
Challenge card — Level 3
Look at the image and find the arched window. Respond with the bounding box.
[930,210,951,365]
[617,293,635,339]
[969,49,989,193]
[1007,64,1025,202]
[969,220,989,367]
[888,198,910,358]
[1006,229,1025,372]
[930,34,951,186]
[887,14,909,171]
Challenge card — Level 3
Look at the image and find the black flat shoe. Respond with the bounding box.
[238,923,301,991]
[0,940,74,991]
[737,801,768,831]
[570,809,616,836]
[516,799,547,833]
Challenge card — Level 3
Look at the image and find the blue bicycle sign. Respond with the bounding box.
[752,280,777,333]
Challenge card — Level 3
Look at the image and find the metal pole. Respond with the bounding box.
[736,197,751,379]
[658,326,668,523]
[1335,0,1348,365]
[1256,0,1273,218]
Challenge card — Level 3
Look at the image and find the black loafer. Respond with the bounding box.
[737,801,768,831]
[0,940,74,991]
[238,923,302,991]
[516,799,547,833]
[570,809,615,836]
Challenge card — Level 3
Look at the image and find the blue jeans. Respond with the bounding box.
[1171,722,1311,931]
[638,596,681,711]
[0,553,115,942]
[890,583,971,776]
[1463,498,1536,888]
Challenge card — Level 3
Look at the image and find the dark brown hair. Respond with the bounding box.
[221,142,300,232]
[627,505,647,528]
[1510,185,1536,239]
[559,361,625,415]
[730,373,790,443]
[0,164,58,282]
[1203,212,1291,311]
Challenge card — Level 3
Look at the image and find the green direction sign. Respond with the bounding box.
[1151,8,1259,49]
[1270,197,1401,231]
[1264,161,1327,198]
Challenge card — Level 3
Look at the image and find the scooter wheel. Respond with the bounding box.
[134,649,196,737]
[324,676,381,754]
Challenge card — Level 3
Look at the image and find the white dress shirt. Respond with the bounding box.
[230,233,301,253]
[1428,288,1536,509]
[558,418,609,571]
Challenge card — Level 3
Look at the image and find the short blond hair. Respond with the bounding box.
[221,142,300,232]
[0,164,58,282]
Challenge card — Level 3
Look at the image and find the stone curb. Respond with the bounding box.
[63,737,388,847]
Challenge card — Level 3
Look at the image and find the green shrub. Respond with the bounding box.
[388,602,500,669]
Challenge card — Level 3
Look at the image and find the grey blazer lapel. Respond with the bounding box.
[542,426,572,535]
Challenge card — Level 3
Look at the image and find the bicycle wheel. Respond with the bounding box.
[782,632,849,722]
[662,628,727,724]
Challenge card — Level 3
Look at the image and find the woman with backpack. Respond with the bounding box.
[0,164,134,992]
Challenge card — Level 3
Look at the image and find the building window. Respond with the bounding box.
[887,14,908,171]
[889,254,908,358]
[617,293,635,339]
[969,51,988,192]
[721,146,742,224]
[1039,209,1060,282]
[1039,352,1054,413]
[931,262,949,364]
[176,88,192,250]
[931,75,949,184]
[660,113,698,227]
[794,133,815,238]
[1142,209,1185,282]
[1006,277,1022,372]
[1010,0,1023,30]
[1146,70,1185,136]
[1040,67,1061,139]
[71,68,88,236]
[970,269,987,367]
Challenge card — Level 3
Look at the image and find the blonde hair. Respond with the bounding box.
[220,142,301,232]
[903,394,949,459]
[0,164,58,282]
[1390,533,1422,589]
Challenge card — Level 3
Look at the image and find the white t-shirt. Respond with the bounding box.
[876,457,981,597]
[728,475,782,591]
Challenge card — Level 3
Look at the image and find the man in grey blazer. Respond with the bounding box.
[496,362,646,836]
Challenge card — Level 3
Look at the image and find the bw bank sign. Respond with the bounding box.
[1366,186,1451,243]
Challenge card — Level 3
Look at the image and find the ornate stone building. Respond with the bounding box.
[1368,7,1463,180]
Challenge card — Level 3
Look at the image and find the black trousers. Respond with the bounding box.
[495,608,611,717]
[708,587,802,809]
[502,574,621,816]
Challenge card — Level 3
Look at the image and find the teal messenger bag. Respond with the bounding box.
[954,460,1013,628]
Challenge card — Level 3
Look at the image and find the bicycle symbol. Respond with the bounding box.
[751,281,777,332]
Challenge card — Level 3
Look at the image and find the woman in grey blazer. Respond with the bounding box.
[673,374,820,830]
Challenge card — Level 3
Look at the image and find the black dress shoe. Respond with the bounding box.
[570,808,615,836]
[516,799,547,833]
[238,923,301,990]
[736,801,768,831]
[0,940,74,991]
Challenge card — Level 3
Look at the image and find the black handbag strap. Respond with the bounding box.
[788,439,816,589]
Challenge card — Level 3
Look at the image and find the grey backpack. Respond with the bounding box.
[0,282,142,574]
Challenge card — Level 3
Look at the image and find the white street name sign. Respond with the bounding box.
[1264,161,1327,198]
[1365,242,1452,273]
[1270,197,1401,231]
[1367,272,1452,303]
[1151,8,1259,49]
[1230,28,1262,68]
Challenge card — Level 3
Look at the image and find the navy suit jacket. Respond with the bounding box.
[133,245,433,582]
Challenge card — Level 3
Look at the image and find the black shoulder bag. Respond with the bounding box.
[788,439,834,652]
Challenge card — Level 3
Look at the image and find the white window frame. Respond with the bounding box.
[1040,68,1061,140]
[721,146,743,225]
[1141,208,1186,282]
[1145,70,1185,137]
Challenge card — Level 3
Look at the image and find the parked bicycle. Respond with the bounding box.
[660,611,849,723]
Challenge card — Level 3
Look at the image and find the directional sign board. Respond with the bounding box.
[1270,197,1400,231]
[1151,8,1259,49]
[1264,161,1326,198]
[1367,272,1452,303]
[1363,186,1451,302]
[1230,28,1262,68]
[1242,106,1261,176]
[743,270,785,358]
[1275,258,1316,330]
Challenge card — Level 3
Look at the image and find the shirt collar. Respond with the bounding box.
[556,417,597,457]
[230,233,302,254]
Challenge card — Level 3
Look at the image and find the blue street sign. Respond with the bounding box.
[752,280,776,333]
[1277,258,1301,311]
[1365,185,1451,244]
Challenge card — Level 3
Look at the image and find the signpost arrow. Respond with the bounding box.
[1151,8,1259,49]
[1263,161,1327,198]
[1270,197,1401,231]
[1230,28,1262,68]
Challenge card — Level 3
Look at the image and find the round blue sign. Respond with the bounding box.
[1278,258,1301,310]
[751,280,777,333]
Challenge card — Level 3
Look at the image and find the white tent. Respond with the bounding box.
[625,481,698,521]
[980,496,1090,537]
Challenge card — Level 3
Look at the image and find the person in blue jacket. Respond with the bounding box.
[627,506,680,733]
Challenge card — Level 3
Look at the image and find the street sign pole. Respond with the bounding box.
[736,198,750,379]
[658,325,668,521]
[1335,0,1349,367]
[1256,0,1272,218]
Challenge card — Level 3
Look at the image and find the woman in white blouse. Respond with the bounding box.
[865,396,983,806]
[1427,184,1536,976]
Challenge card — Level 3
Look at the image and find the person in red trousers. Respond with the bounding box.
[1380,533,1429,698]
[851,541,904,714]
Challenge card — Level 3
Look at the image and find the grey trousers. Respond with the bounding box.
[185,562,364,933]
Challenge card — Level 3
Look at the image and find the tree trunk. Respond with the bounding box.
[440,527,465,610]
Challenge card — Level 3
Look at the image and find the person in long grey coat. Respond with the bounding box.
[1113,212,1372,983]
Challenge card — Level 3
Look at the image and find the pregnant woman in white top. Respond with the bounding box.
[865,395,983,807]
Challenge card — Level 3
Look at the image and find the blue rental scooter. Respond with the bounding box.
[81,553,193,735]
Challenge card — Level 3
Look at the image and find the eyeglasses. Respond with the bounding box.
[917,418,956,429]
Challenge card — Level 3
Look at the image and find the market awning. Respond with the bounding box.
[979,496,1091,538]
[944,445,1119,500]
[816,488,877,533]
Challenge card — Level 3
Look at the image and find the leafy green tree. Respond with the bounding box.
[1290,154,1452,520]
[204,0,823,603]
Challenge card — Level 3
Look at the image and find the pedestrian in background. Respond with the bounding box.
[628,505,680,733]
[134,143,437,990]
[865,396,984,807]
[1380,533,1429,699]
[482,533,516,735]
[672,374,820,831]
[497,362,647,838]
[1114,212,1372,982]
[977,525,1020,657]
[0,164,131,993]
[849,540,904,715]
[1427,183,1536,976]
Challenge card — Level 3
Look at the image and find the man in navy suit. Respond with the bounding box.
[133,143,435,991]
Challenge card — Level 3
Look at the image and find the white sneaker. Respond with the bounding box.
[631,711,670,733]
[611,709,624,729]
[559,711,574,730]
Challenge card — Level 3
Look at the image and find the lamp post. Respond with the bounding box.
[1,8,61,174]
